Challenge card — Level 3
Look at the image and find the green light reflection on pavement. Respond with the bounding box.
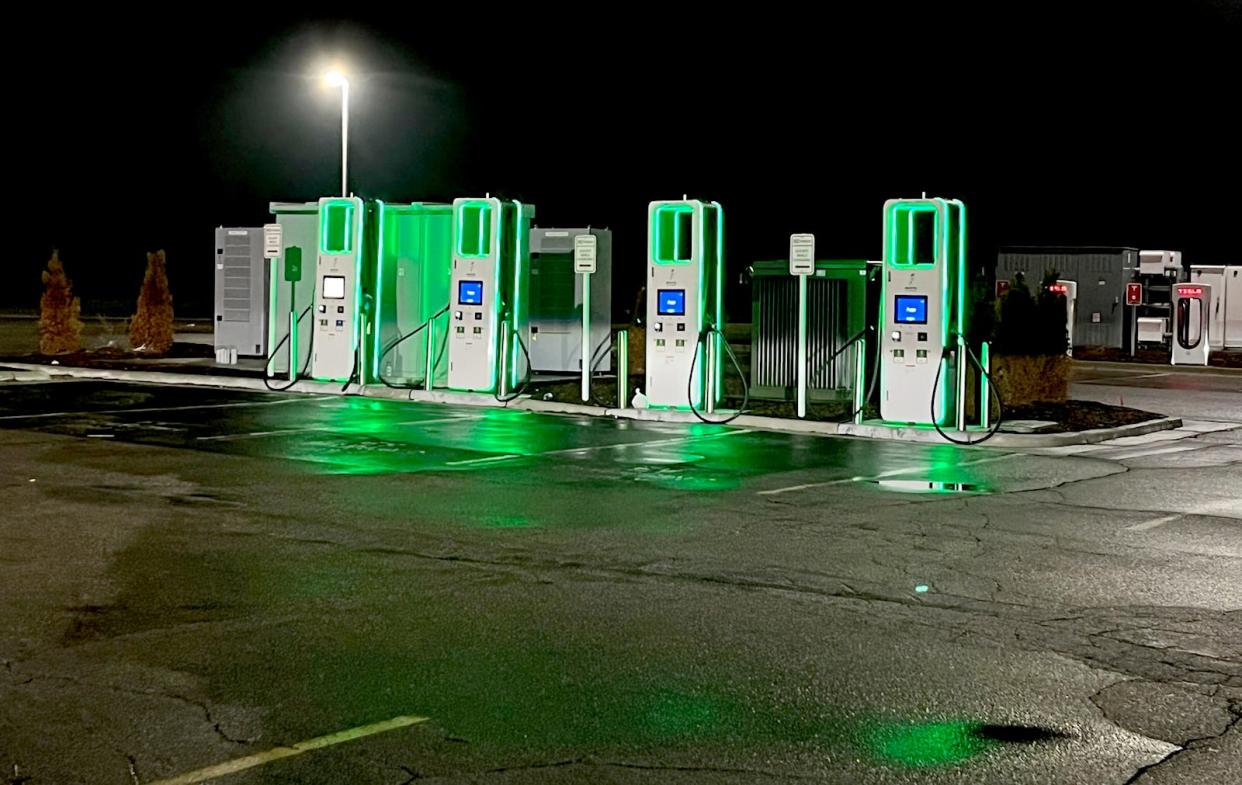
[864,719,996,767]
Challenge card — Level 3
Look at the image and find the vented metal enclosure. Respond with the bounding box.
[528,228,612,373]
[266,203,320,375]
[996,247,1139,349]
[213,227,269,357]
[749,260,869,402]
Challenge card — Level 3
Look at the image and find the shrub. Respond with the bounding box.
[39,250,84,354]
[993,270,1068,356]
[990,269,1071,405]
[130,249,175,354]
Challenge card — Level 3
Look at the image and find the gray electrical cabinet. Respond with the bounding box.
[213,227,269,358]
[528,228,612,373]
[996,247,1139,349]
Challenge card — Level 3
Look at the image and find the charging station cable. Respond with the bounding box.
[263,306,314,392]
[375,304,451,390]
[494,323,533,405]
[584,330,618,407]
[929,339,1005,446]
[338,294,375,394]
[687,323,750,425]
[805,325,879,422]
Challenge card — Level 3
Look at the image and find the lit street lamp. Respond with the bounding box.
[323,69,349,197]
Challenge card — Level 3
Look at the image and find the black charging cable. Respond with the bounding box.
[263,306,314,392]
[375,304,451,389]
[803,325,880,422]
[686,322,750,425]
[929,338,1005,446]
[583,330,619,407]
[494,320,533,405]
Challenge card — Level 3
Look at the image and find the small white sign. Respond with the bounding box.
[789,234,815,276]
[574,234,598,274]
[263,224,283,259]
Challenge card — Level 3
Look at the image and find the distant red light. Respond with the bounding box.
[1048,284,1068,294]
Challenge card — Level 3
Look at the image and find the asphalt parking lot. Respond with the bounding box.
[1,375,1239,784]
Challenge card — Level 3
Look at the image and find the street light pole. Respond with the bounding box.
[338,78,348,197]
[325,70,350,197]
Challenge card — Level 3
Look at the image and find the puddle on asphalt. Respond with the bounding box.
[865,480,983,494]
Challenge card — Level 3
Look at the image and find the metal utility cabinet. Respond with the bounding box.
[528,228,613,373]
[214,227,269,358]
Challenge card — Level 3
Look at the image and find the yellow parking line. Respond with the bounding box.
[146,714,429,785]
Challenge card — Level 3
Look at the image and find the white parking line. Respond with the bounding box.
[197,414,482,443]
[0,397,315,421]
[445,454,523,466]
[145,714,428,785]
[757,452,1019,496]
[197,428,331,442]
[1090,444,1200,461]
[444,428,752,467]
[1125,514,1181,532]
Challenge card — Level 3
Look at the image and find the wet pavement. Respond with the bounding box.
[1,378,1239,784]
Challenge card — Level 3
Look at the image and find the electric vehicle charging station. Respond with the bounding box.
[1171,282,1212,365]
[447,197,535,394]
[310,196,365,382]
[879,197,969,427]
[1048,279,1077,356]
[644,199,726,411]
[370,201,453,388]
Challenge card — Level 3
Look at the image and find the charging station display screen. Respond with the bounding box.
[894,295,928,324]
[657,289,686,316]
[458,281,484,306]
[322,276,346,299]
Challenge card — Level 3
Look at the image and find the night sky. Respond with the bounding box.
[13,3,1241,319]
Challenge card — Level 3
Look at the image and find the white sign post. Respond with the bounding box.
[574,234,598,402]
[263,223,283,259]
[790,234,815,418]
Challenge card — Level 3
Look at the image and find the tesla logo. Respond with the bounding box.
[1125,283,1143,305]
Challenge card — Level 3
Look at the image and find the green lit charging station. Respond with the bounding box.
[265,198,367,386]
[369,201,454,388]
[311,196,366,383]
[644,199,726,412]
[447,197,535,395]
[879,197,983,431]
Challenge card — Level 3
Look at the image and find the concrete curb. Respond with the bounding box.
[0,368,53,383]
[0,361,1185,447]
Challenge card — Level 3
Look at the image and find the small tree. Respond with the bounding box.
[991,268,1072,405]
[39,250,84,354]
[993,272,1038,355]
[130,249,174,353]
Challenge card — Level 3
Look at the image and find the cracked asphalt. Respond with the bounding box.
[1,367,1239,784]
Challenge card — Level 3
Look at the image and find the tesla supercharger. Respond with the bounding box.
[1049,279,1077,356]
[1171,283,1211,366]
